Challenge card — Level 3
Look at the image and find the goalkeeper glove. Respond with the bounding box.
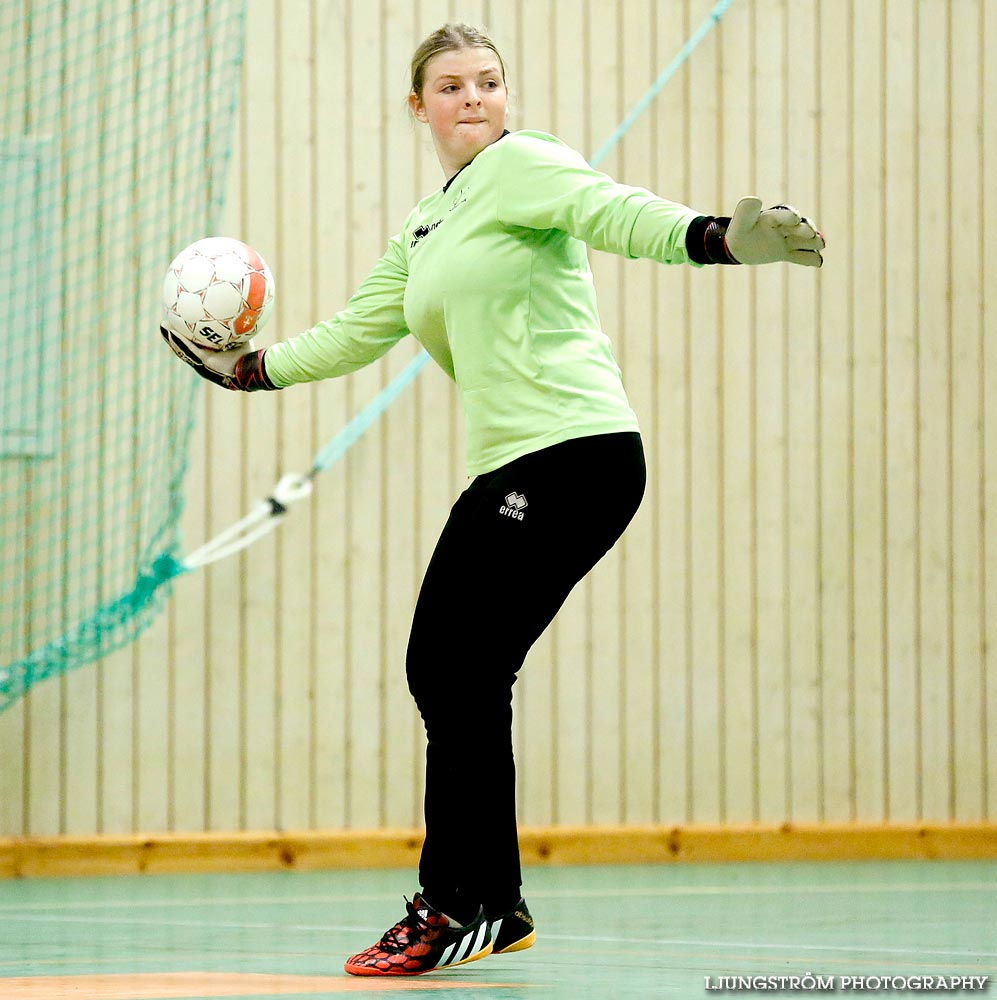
[723,197,825,267]
[160,321,277,391]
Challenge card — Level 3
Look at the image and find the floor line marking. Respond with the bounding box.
[5,913,381,934]
[538,933,997,960]
[1,880,994,913]
[6,913,994,961]
[0,972,529,998]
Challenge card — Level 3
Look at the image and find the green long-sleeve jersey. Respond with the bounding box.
[264,130,701,476]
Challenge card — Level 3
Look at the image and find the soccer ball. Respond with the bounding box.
[162,237,275,350]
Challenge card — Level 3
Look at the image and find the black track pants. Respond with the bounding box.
[406,431,646,907]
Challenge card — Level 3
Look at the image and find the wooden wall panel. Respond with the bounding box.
[849,0,887,824]
[620,0,659,828]
[783,0,821,825]
[653,0,694,826]
[3,0,996,841]
[982,0,997,821]
[752,0,790,823]
[949,0,986,822]
[310,0,353,834]
[883,0,919,822]
[686,0,724,825]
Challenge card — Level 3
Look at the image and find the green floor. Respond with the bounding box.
[1,860,994,998]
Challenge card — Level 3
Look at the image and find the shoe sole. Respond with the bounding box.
[493,929,536,955]
[344,940,493,977]
[448,940,494,967]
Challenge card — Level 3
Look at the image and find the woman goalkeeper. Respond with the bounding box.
[162,21,825,977]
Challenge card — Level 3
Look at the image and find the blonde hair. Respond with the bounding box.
[409,23,506,99]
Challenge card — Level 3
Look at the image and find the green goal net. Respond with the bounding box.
[0,1,248,712]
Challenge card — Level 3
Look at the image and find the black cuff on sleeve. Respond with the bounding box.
[233,348,279,391]
[685,216,713,264]
[685,214,740,265]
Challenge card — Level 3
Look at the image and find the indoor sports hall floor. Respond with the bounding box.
[1,860,994,999]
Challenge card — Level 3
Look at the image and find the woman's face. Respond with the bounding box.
[410,46,508,179]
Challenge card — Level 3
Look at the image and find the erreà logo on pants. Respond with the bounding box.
[500,492,528,521]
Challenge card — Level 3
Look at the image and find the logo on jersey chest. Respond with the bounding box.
[410,219,443,248]
[410,184,472,248]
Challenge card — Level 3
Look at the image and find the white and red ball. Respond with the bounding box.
[162,237,275,350]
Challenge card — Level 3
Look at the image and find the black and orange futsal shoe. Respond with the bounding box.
[488,898,537,954]
[343,894,493,976]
